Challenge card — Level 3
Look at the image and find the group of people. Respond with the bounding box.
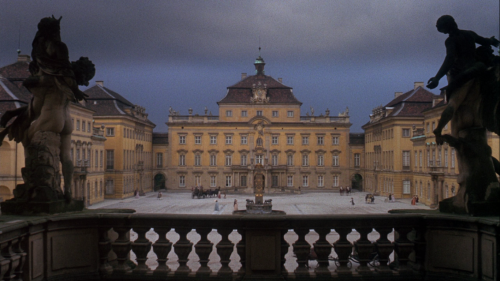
[411,195,419,205]
[214,198,238,212]
[339,186,351,196]
[193,186,226,199]
[387,193,396,202]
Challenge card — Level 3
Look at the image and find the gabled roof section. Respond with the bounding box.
[386,87,436,107]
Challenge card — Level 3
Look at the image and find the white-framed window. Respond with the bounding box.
[287,136,294,145]
[317,155,324,166]
[419,151,423,167]
[332,136,339,145]
[287,154,293,166]
[179,135,186,144]
[317,136,324,145]
[302,154,309,166]
[195,176,201,186]
[179,154,186,166]
[333,155,339,166]
[210,154,217,166]
[438,149,442,166]
[225,176,232,187]
[272,136,278,145]
[194,154,201,166]
[179,175,185,187]
[302,136,309,145]
[272,154,278,166]
[195,136,201,144]
[287,111,294,117]
[210,176,216,187]
[403,151,410,167]
[241,135,247,145]
[451,149,455,168]
[241,175,247,186]
[210,135,217,144]
[226,110,232,117]
[241,110,248,117]
[225,155,232,166]
[318,175,324,187]
[403,180,411,194]
[287,176,293,187]
[255,155,263,165]
[156,153,163,167]
[354,153,360,167]
[402,128,410,137]
[272,111,278,117]
[333,175,339,187]
[302,175,309,187]
[414,151,418,167]
[106,127,114,136]
[257,110,263,116]
[241,154,247,166]
[444,149,448,167]
[225,135,232,144]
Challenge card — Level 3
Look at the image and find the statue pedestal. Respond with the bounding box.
[1,199,84,215]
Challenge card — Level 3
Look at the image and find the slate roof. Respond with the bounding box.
[153,133,169,145]
[218,59,302,105]
[0,58,32,120]
[349,133,365,145]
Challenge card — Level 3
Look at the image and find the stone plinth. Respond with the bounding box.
[1,199,84,215]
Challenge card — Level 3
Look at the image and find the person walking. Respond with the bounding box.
[350,197,355,207]
[340,186,344,196]
[157,191,162,200]
[411,195,416,205]
[214,200,219,211]
[233,199,238,211]
[223,190,227,199]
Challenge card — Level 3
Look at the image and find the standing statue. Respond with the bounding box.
[427,15,500,215]
[0,16,95,214]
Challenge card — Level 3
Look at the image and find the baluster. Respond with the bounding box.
[394,226,414,275]
[280,229,289,276]
[354,227,374,275]
[11,237,26,281]
[333,228,353,275]
[292,228,310,277]
[152,227,172,276]
[98,227,113,276]
[410,226,426,273]
[2,239,20,281]
[0,242,10,280]
[216,228,234,276]
[111,227,132,274]
[195,228,213,277]
[374,227,394,274]
[131,227,152,274]
[236,228,246,275]
[313,228,332,276]
[173,227,193,276]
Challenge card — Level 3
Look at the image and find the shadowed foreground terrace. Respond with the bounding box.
[0,211,497,281]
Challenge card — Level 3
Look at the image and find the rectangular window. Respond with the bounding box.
[76,120,80,131]
[156,153,163,167]
[226,110,232,117]
[402,151,410,167]
[287,155,293,166]
[225,135,232,144]
[105,180,114,195]
[419,151,423,167]
[444,149,448,167]
[332,136,339,145]
[451,149,455,168]
[427,150,430,167]
[179,154,185,166]
[333,155,339,166]
[195,136,201,144]
[318,175,324,187]
[95,151,98,168]
[333,175,339,187]
[427,123,430,133]
[287,176,293,187]
[287,136,294,145]
[210,155,216,166]
[302,154,309,166]
[239,175,246,187]
[317,155,324,166]
[106,127,114,136]
[302,136,309,145]
[100,151,103,167]
[179,176,185,187]
[414,151,418,167]
[210,135,217,145]
[272,136,278,145]
[241,135,247,145]
[195,176,201,186]
[256,110,263,116]
[272,111,278,117]
[255,155,263,165]
[82,121,86,132]
[402,128,410,137]
[179,135,186,144]
[241,154,247,166]
[302,176,309,187]
[317,136,324,145]
[354,153,360,167]
[88,122,91,132]
[403,180,411,194]
[225,176,232,187]
[106,150,114,170]
[241,110,248,117]
[287,111,294,117]
[272,154,278,166]
[194,154,201,166]
[210,176,216,187]
[225,155,232,166]
[272,175,278,186]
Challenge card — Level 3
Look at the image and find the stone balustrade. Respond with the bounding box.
[0,211,497,280]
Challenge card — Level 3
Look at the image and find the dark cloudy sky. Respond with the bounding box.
[1,1,498,132]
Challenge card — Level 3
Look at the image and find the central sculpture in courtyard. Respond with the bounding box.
[0,16,95,214]
[427,15,500,215]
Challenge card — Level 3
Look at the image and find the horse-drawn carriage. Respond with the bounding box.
[191,187,220,199]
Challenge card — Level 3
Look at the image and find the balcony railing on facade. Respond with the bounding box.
[0,212,497,281]
[169,115,349,124]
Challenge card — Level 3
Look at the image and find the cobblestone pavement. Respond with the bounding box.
[89,191,429,273]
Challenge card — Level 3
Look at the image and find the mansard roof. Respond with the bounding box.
[0,57,32,120]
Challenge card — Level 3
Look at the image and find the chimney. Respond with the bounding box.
[394,92,403,98]
[278,78,283,83]
[241,73,247,80]
[17,54,31,62]
[96,81,104,87]
[414,82,424,89]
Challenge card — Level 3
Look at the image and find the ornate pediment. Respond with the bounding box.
[250,81,270,103]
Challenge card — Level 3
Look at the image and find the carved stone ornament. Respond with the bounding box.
[250,81,270,103]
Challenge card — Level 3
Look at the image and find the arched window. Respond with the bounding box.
[256,137,263,147]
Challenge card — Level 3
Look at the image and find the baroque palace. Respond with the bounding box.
[1,53,499,207]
